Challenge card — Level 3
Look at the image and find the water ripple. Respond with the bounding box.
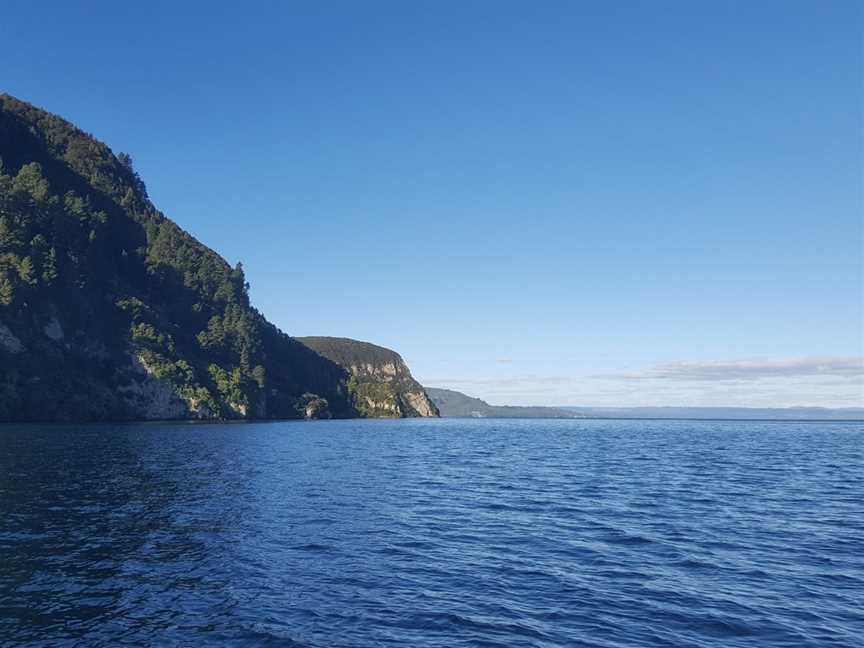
[0,418,862,647]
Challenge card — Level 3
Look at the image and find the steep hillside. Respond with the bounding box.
[297,337,438,417]
[0,94,361,421]
[426,387,583,418]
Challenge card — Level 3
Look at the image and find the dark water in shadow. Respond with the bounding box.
[0,418,862,647]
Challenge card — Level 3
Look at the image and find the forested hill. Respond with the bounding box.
[426,387,583,419]
[0,94,360,421]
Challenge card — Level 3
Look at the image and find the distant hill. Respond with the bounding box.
[426,387,582,418]
[297,337,438,417]
[563,406,864,421]
[0,94,422,422]
[427,388,863,421]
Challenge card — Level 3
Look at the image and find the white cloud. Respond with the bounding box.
[421,356,864,408]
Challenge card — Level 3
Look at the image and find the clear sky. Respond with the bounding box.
[3,1,862,407]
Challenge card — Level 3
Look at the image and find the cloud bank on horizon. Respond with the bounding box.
[597,356,864,381]
[422,356,864,409]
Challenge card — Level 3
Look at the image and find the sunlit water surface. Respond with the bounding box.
[1,418,862,647]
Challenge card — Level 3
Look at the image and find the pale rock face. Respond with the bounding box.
[348,361,437,417]
[380,362,399,378]
[124,353,225,419]
[120,353,192,420]
[120,357,187,419]
[0,324,24,354]
[404,391,438,417]
[186,397,214,419]
[295,337,440,418]
[351,361,402,381]
[363,397,400,414]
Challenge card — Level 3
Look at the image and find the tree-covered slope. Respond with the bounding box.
[0,94,357,421]
[297,337,439,417]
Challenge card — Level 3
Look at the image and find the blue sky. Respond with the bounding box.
[3,1,862,406]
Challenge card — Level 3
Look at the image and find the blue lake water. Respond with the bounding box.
[0,418,862,647]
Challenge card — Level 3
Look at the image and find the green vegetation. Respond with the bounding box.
[0,94,355,421]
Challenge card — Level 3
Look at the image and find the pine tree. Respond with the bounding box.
[12,163,49,202]
[0,217,20,250]
[18,256,36,285]
[42,247,58,285]
[0,276,14,306]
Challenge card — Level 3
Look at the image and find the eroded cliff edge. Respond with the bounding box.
[297,337,439,418]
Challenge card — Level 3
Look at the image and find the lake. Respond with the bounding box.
[1,418,862,647]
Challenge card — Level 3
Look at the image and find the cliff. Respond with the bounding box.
[297,337,439,418]
[0,94,406,422]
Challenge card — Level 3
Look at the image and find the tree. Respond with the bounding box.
[12,163,49,202]
[0,217,20,250]
[208,363,249,411]
[121,187,136,208]
[117,152,148,198]
[197,315,226,350]
[42,247,58,285]
[233,261,250,294]
[0,276,13,306]
[18,256,36,285]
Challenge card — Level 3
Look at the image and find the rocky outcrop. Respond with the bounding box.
[296,337,439,418]
[403,390,438,417]
[300,394,332,419]
[119,353,193,420]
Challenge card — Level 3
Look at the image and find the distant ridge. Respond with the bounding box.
[563,406,864,421]
[427,388,863,421]
[426,387,583,418]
